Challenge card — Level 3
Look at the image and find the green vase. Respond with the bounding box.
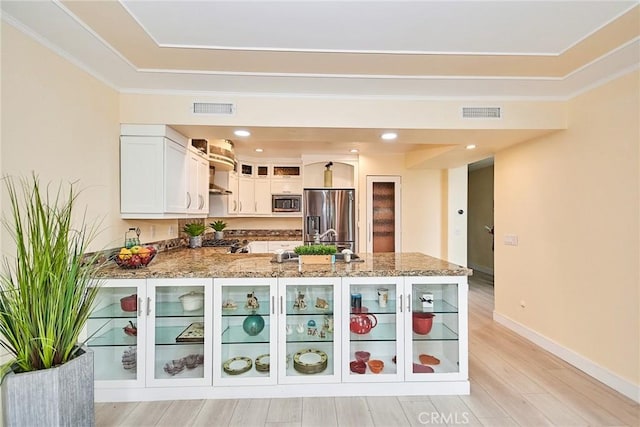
[242,313,265,336]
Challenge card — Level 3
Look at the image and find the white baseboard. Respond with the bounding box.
[493,311,640,403]
[468,263,494,276]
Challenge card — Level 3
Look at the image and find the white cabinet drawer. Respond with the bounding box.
[270,179,302,195]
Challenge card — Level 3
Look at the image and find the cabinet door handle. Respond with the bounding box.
[147,297,152,316]
[272,296,275,315]
[198,194,204,209]
[233,200,237,212]
[280,296,283,314]
[186,192,192,208]
[255,201,257,212]
[239,201,243,211]
[138,297,143,316]
[399,294,403,312]
[407,293,411,312]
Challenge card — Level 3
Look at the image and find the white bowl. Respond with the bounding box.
[179,291,204,311]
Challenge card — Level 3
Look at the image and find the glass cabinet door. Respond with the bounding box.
[278,278,341,384]
[146,278,212,387]
[87,279,146,388]
[405,278,467,381]
[213,278,277,385]
[342,277,403,382]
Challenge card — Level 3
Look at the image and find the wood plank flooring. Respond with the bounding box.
[96,272,639,426]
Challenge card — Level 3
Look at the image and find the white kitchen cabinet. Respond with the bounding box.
[254,179,271,214]
[238,177,255,214]
[187,148,209,217]
[145,278,213,388]
[120,125,190,219]
[270,178,302,195]
[87,279,147,389]
[277,277,342,384]
[213,278,278,386]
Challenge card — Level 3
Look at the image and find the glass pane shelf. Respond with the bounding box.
[286,306,334,316]
[286,332,334,344]
[156,325,206,346]
[92,346,137,381]
[412,323,458,341]
[349,322,397,342]
[222,325,270,344]
[351,300,397,315]
[221,305,270,317]
[412,300,458,313]
[88,327,137,347]
[90,303,137,319]
[156,302,204,317]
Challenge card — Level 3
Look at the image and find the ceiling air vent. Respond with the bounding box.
[462,107,501,119]
[193,102,235,115]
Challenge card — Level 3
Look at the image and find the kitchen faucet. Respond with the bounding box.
[314,228,336,244]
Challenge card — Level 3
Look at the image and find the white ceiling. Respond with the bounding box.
[2,0,639,163]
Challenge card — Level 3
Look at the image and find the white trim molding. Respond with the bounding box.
[493,311,640,403]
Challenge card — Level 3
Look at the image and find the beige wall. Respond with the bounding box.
[494,71,640,386]
[468,165,494,273]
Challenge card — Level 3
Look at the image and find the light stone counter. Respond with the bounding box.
[96,249,472,279]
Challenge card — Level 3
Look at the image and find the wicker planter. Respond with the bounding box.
[2,347,94,427]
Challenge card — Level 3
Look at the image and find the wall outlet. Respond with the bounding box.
[504,234,519,246]
[168,225,174,236]
[150,225,156,239]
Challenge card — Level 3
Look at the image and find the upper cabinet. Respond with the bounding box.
[302,157,357,189]
[120,124,208,219]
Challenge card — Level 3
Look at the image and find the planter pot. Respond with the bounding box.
[214,231,224,240]
[299,255,335,265]
[189,235,203,248]
[2,347,94,427]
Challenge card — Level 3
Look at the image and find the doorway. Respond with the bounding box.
[467,158,495,281]
[366,176,401,252]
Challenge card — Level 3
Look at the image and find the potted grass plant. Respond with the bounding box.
[294,244,338,265]
[210,219,227,240]
[183,222,206,248]
[0,174,104,426]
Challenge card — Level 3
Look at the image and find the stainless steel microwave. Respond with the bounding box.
[272,194,302,212]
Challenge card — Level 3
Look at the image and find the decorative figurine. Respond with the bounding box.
[222,299,237,310]
[315,297,329,310]
[307,319,317,336]
[323,315,334,333]
[293,289,307,310]
[245,291,259,310]
[296,322,305,334]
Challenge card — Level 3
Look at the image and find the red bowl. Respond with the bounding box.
[355,351,370,363]
[412,312,435,335]
[413,363,435,374]
[367,359,384,374]
[350,360,366,374]
[120,294,137,312]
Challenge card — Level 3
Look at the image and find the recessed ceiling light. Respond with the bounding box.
[381,132,397,141]
[466,144,477,150]
[255,148,263,153]
[234,130,251,137]
[350,149,359,153]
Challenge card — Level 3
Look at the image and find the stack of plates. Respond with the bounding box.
[293,349,328,374]
[255,354,270,372]
[223,356,252,375]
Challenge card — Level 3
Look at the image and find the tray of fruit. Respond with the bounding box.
[114,245,157,269]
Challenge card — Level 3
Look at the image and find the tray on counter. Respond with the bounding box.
[176,322,204,343]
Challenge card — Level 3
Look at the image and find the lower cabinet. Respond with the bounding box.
[89,275,467,400]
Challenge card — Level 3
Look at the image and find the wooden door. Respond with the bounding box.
[366,176,401,252]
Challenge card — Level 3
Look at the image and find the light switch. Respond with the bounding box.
[504,234,518,246]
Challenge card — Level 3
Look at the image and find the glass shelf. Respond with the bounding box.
[349,322,396,342]
[156,302,204,317]
[286,331,334,344]
[90,303,137,319]
[221,305,270,317]
[88,327,137,347]
[412,300,458,313]
[221,325,270,344]
[286,306,333,316]
[351,300,397,315]
[411,323,458,341]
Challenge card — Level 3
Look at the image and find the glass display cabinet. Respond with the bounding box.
[404,277,468,382]
[278,277,341,384]
[87,279,146,388]
[146,278,213,387]
[342,277,403,382]
[213,278,277,385]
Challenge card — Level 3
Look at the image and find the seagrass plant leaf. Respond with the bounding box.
[0,174,105,379]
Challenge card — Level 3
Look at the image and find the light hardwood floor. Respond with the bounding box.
[96,273,639,426]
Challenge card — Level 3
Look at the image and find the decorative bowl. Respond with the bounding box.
[419,354,441,365]
[120,294,137,312]
[349,360,366,374]
[412,312,435,335]
[367,359,384,374]
[179,291,204,311]
[413,363,435,374]
[355,351,370,363]
[114,247,156,269]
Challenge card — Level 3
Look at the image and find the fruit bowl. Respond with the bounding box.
[114,245,157,269]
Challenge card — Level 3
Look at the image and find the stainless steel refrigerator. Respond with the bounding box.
[303,188,356,252]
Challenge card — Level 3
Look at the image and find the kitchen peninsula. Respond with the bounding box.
[89,250,470,402]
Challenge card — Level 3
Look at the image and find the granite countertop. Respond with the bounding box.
[96,249,472,279]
